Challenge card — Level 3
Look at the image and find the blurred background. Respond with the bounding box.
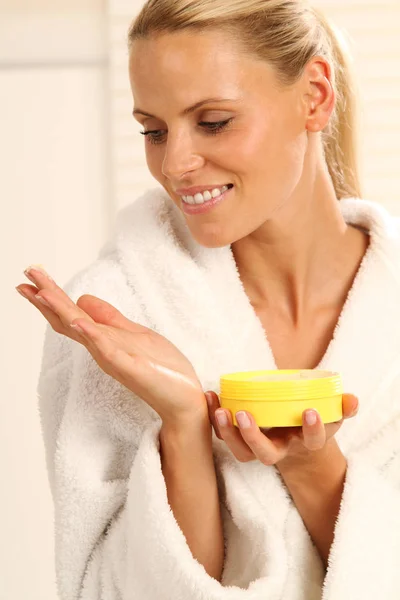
[1,0,399,598]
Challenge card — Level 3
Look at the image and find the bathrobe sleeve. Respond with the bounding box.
[37,322,285,600]
[322,442,400,600]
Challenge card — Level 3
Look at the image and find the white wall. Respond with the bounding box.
[315,0,400,214]
[0,1,110,599]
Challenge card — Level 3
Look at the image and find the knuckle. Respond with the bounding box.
[96,354,112,376]
[237,453,254,463]
[241,432,257,445]
[306,438,324,451]
[215,427,224,440]
[260,454,276,466]
[212,424,223,440]
[101,346,117,363]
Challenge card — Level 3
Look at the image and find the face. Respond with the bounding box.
[129,30,310,248]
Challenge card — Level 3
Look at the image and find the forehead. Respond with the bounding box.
[129,31,277,106]
[129,30,242,78]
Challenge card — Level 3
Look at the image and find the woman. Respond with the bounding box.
[16,1,400,599]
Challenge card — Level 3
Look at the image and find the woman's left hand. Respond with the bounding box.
[205,391,359,467]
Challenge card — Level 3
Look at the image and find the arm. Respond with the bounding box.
[35,268,293,599]
[277,439,347,569]
[159,417,225,582]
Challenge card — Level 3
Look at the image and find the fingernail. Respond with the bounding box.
[216,410,228,427]
[24,264,54,281]
[236,411,251,428]
[16,287,29,299]
[305,410,317,426]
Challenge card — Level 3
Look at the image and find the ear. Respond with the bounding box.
[303,56,335,132]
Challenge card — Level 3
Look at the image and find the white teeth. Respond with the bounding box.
[194,192,206,205]
[182,185,229,205]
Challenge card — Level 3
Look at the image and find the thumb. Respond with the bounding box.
[76,294,145,333]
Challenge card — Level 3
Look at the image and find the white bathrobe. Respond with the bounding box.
[37,187,400,600]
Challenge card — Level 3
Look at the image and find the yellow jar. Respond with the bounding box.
[219,369,343,428]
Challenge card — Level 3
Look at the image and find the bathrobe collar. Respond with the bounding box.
[113,188,400,454]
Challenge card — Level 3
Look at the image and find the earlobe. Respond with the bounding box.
[306,114,323,133]
[305,96,321,132]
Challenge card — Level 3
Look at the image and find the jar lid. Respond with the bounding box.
[219,369,342,401]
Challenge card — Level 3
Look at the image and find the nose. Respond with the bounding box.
[161,130,205,181]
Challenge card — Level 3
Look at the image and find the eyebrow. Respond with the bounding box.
[132,97,240,119]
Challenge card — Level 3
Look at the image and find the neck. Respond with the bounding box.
[231,167,369,326]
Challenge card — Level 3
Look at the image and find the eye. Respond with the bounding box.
[199,119,233,134]
[140,118,233,145]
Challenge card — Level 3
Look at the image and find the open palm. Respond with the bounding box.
[17,267,207,427]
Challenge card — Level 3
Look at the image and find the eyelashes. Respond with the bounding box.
[140,118,233,145]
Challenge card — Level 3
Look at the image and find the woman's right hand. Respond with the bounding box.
[17,266,208,428]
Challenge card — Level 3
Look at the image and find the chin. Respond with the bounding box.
[190,226,234,249]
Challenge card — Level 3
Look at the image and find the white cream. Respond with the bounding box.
[249,370,333,382]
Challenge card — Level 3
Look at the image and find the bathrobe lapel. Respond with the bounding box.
[113,188,400,592]
[115,188,400,451]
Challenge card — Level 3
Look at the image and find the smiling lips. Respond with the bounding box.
[180,184,234,215]
[181,185,231,205]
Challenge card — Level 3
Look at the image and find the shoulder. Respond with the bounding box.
[340,196,400,257]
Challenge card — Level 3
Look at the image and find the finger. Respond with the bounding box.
[34,288,90,321]
[22,266,93,319]
[23,265,57,290]
[220,409,289,465]
[16,283,38,299]
[302,409,326,451]
[264,425,302,449]
[342,393,359,419]
[17,273,94,342]
[214,408,256,461]
[205,391,224,439]
[21,267,148,336]
[23,266,75,306]
[17,283,81,340]
[76,294,151,335]
[70,319,121,372]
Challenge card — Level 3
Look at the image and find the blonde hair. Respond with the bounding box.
[128,0,361,199]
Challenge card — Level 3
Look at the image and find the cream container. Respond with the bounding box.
[219,369,343,428]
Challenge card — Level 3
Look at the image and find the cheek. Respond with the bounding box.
[145,146,162,181]
[229,122,291,180]
[240,121,307,193]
